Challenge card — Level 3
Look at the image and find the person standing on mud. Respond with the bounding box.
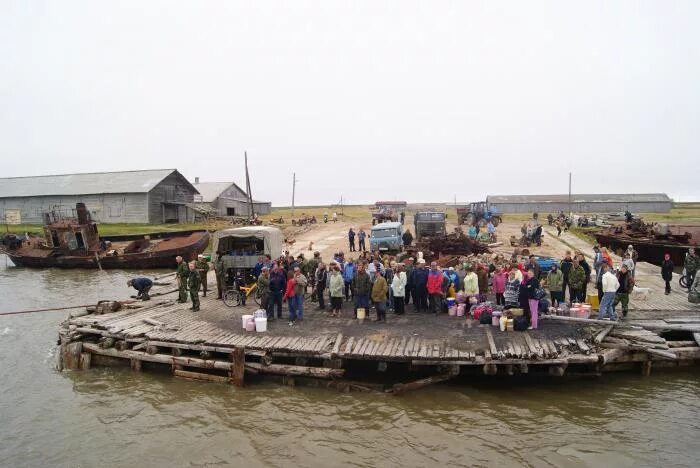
[195,254,209,297]
[175,255,189,303]
[358,228,367,252]
[411,259,429,312]
[187,261,201,311]
[427,262,444,314]
[348,228,356,252]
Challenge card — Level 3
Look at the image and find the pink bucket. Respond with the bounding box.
[245,318,256,332]
[448,306,457,316]
[456,304,466,317]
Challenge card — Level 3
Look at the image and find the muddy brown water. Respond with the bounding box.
[1,254,699,467]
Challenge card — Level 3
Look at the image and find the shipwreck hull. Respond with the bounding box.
[4,231,210,269]
[594,233,692,267]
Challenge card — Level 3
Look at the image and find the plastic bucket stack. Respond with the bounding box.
[242,314,253,329]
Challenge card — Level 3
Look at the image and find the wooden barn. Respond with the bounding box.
[0,169,199,224]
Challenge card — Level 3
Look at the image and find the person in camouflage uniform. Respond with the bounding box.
[214,254,225,299]
[306,252,321,302]
[187,261,201,311]
[257,267,271,318]
[195,254,210,297]
[175,255,189,303]
[568,259,587,303]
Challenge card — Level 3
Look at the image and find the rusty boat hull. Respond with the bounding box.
[593,231,695,267]
[3,230,210,269]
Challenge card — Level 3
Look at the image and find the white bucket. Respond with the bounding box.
[254,309,266,319]
[357,308,366,321]
[448,306,457,316]
[242,314,253,329]
[255,317,267,332]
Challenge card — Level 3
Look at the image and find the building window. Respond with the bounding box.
[226,207,236,216]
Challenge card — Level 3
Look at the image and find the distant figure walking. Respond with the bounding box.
[358,229,367,252]
[348,228,356,252]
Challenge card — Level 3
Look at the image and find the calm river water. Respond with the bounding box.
[0,254,699,467]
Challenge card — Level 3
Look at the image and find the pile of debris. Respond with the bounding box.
[415,230,490,263]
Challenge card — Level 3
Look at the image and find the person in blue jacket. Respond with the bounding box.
[343,260,355,301]
[127,277,153,301]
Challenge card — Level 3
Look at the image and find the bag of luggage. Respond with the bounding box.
[513,316,529,331]
[480,311,493,325]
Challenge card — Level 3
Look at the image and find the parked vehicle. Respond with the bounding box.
[457,202,501,227]
[414,211,446,240]
[371,201,406,225]
[369,222,404,253]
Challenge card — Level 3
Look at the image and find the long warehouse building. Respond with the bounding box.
[487,194,673,214]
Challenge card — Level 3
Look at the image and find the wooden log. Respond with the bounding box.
[143,318,164,327]
[519,363,528,374]
[115,340,128,351]
[594,325,614,344]
[244,362,344,379]
[330,333,343,358]
[174,369,229,383]
[485,328,498,356]
[83,342,233,371]
[642,347,678,360]
[79,352,91,370]
[146,345,159,355]
[599,348,626,365]
[544,315,700,332]
[231,347,245,387]
[483,363,498,375]
[694,333,700,347]
[61,342,83,370]
[99,338,115,349]
[130,358,142,371]
[640,360,652,376]
[548,364,567,377]
[392,373,455,395]
[667,340,697,348]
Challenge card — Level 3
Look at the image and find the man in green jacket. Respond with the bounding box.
[214,254,225,299]
[175,255,189,303]
[257,267,271,317]
[351,262,371,319]
[187,261,201,311]
[568,260,587,304]
[195,254,210,297]
[545,264,564,307]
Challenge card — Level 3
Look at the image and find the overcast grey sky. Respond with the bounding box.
[1,1,698,206]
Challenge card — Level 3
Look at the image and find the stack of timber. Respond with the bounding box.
[56,296,700,394]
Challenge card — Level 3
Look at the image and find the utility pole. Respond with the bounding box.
[340,195,344,215]
[244,152,254,220]
[291,172,297,218]
[568,172,572,217]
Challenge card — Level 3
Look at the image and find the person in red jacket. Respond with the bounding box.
[282,271,297,325]
[427,262,445,315]
[492,267,507,305]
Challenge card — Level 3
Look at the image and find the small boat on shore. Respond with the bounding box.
[1,203,209,269]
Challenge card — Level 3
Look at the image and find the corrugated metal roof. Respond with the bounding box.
[192,182,233,203]
[192,181,269,204]
[0,169,189,197]
[487,194,672,204]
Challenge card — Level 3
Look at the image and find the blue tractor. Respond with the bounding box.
[457,202,502,227]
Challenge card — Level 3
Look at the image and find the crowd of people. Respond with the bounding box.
[127,235,700,328]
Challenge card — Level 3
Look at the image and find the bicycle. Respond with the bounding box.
[222,282,262,307]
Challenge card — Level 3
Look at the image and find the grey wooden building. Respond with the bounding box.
[486,194,673,214]
[192,179,271,217]
[0,169,200,224]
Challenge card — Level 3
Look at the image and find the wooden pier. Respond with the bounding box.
[57,288,700,393]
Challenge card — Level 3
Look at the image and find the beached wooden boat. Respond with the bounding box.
[1,203,209,269]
